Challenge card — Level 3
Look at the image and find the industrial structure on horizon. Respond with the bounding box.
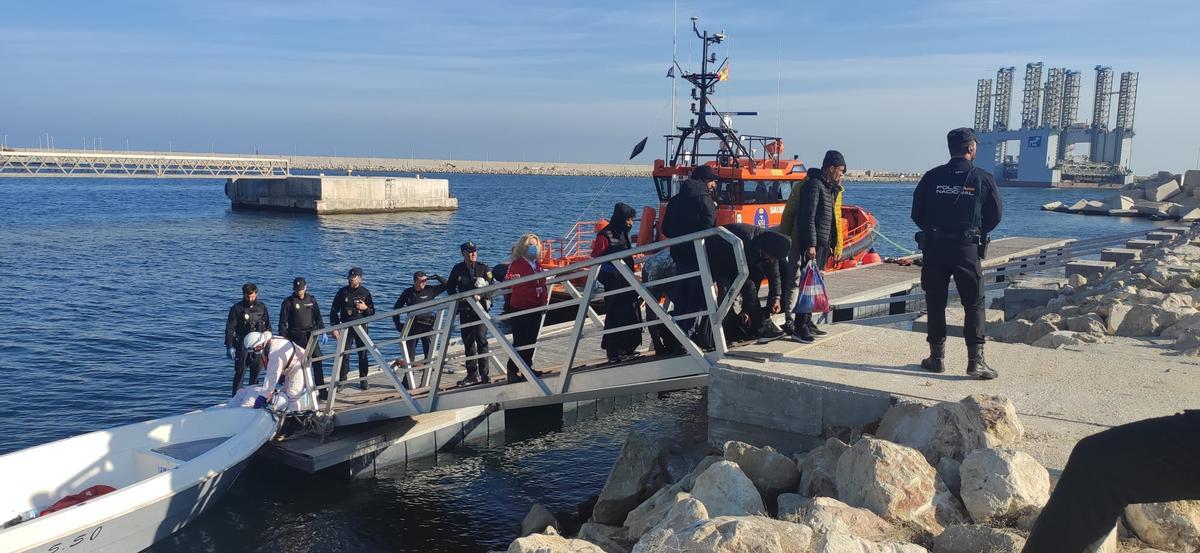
[973,63,1138,187]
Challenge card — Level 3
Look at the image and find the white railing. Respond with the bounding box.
[296,226,749,426]
[0,150,290,179]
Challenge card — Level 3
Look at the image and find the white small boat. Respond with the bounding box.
[0,407,278,553]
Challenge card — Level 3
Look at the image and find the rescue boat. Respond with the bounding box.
[542,19,877,273]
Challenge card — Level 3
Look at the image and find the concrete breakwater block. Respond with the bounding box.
[1125,239,1161,250]
[1100,248,1141,265]
[1002,278,1064,320]
[1134,200,1177,216]
[1108,209,1139,217]
[1081,200,1108,214]
[1159,226,1190,235]
[1146,231,1178,242]
[226,175,459,214]
[1065,260,1116,281]
[1040,201,1063,211]
[1143,178,1182,202]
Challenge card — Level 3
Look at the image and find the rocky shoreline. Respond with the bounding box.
[1041,170,1200,221]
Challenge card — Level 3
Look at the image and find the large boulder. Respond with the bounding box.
[1032,330,1089,349]
[959,448,1051,524]
[836,438,941,533]
[689,461,767,518]
[1024,314,1063,344]
[1143,178,1183,202]
[801,496,899,542]
[593,433,664,525]
[777,493,810,520]
[930,524,1026,553]
[959,395,1024,448]
[813,532,928,553]
[577,523,632,553]
[988,319,1033,343]
[521,503,560,537]
[631,516,813,553]
[1066,313,1108,335]
[936,458,962,497]
[509,531,606,553]
[1116,304,1167,336]
[647,496,709,536]
[876,401,987,465]
[933,478,971,528]
[1106,303,1131,335]
[620,455,721,538]
[801,438,851,498]
[1124,500,1200,552]
[723,441,800,501]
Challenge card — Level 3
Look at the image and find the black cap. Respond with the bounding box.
[242,282,257,295]
[822,150,846,170]
[413,271,427,281]
[292,276,306,290]
[460,241,478,253]
[947,127,977,149]
[348,267,363,278]
[690,165,718,183]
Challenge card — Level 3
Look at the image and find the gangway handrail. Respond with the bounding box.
[296,226,749,425]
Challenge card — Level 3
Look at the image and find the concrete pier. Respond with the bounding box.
[225,175,458,214]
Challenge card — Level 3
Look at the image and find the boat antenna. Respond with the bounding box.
[670,0,678,134]
[775,39,782,138]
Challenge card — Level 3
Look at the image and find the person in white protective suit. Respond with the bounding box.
[234,331,316,412]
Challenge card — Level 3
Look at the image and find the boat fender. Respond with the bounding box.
[637,206,657,245]
[862,248,883,265]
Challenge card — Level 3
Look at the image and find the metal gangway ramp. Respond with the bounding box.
[297,227,749,430]
[0,149,289,178]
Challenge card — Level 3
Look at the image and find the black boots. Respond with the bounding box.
[920,341,946,373]
[967,344,999,380]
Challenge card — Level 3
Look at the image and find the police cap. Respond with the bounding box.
[292,276,306,290]
[947,127,978,149]
[460,241,478,253]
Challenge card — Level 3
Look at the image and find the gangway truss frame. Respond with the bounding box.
[0,150,290,179]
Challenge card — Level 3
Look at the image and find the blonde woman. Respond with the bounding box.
[503,233,549,383]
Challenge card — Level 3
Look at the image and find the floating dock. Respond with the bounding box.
[226,175,458,214]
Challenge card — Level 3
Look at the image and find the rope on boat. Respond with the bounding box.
[870,227,918,257]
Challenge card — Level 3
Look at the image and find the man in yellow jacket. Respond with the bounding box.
[780,150,845,342]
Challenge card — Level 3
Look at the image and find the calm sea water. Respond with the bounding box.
[0,173,1166,551]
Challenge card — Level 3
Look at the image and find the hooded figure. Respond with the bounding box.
[703,223,790,342]
[592,202,644,362]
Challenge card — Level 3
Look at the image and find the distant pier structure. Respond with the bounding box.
[226,175,458,214]
[973,63,1138,187]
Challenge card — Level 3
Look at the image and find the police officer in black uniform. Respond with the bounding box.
[446,241,494,386]
[331,267,376,390]
[911,127,1003,379]
[393,271,448,363]
[225,282,270,395]
[279,276,327,399]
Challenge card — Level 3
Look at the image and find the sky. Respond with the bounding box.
[3,0,1198,173]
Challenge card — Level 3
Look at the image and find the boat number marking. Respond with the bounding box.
[44,525,102,552]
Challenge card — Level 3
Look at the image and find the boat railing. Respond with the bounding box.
[295,226,749,422]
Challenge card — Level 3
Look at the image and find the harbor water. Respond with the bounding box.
[0,173,1167,551]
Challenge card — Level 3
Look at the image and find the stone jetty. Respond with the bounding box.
[1041,170,1200,221]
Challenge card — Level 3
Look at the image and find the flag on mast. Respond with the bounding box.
[717,64,729,81]
[666,66,675,78]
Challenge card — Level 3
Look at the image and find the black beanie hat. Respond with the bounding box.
[752,231,792,260]
[822,150,846,170]
[690,165,718,182]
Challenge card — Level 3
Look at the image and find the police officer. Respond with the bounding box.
[225,282,270,396]
[331,267,376,390]
[393,271,448,363]
[446,241,494,386]
[279,276,327,399]
[911,127,1003,379]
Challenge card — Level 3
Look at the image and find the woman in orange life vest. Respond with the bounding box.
[592,203,644,363]
[504,233,549,383]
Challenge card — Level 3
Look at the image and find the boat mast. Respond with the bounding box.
[671,18,753,169]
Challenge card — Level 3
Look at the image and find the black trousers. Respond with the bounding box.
[505,311,542,378]
[671,262,711,346]
[404,319,434,362]
[600,270,643,356]
[920,239,984,346]
[1023,411,1200,553]
[460,311,490,378]
[230,342,259,396]
[286,330,325,393]
[795,248,830,329]
[338,326,370,381]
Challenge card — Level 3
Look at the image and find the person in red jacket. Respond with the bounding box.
[592,202,643,362]
[504,233,549,383]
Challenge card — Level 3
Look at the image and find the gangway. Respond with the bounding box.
[0,149,290,179]
[294,227,749,429]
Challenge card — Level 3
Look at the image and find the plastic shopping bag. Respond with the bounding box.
[793,261,831,315]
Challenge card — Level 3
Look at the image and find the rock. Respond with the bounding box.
[631,516,813,553]
[777,493,810,520]
[1144,178,1182,202]
[1176,328,1200,354]
[723,441,800,502]
[959,395,1024,448]
[1024,313,1063,344]
[877,401,987,465]
[577,523,632,553]
[1040,201,1063,211]
[936,458,962,497]
[800,438,851,498]
[592,433,664,526]
[933,482,971,527]
[1116,304,1166,336]
[621,490,689,541]
[508,532,606,553]
[677,455,721,493]
[959,448,1051,524]
[1106,303,1131,335]
[930,524,1026,553]
[813,532,928,553]
[689,461,767,518]
[988,319,1033,343]
[1163,313,1200,339]
[1068,273,1089,288]
[802,496,899,542]
[522,503,561,537]
[835,437,941,533]
[1033,330,1088,349]
[1124,500,1200,552]
[1066,314,1108,335]
[1086,525,1118,553]
[648,496,708,536]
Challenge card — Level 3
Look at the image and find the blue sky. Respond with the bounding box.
[3,0,1198,172]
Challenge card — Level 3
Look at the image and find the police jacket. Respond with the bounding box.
[279,293,324,338]
[705,223,786,303]
[794,168,840,251]
[331,285,375,326]
[911,158,1003,238]
[446,261,494,314]
[225,299,270,347]
[393,276,447,330]
[661,178,717,267]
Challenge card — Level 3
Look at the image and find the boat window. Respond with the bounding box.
[725,181,783,204]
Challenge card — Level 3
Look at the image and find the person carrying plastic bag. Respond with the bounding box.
[793,260,831,325]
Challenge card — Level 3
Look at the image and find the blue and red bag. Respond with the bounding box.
[793,261,831,315]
